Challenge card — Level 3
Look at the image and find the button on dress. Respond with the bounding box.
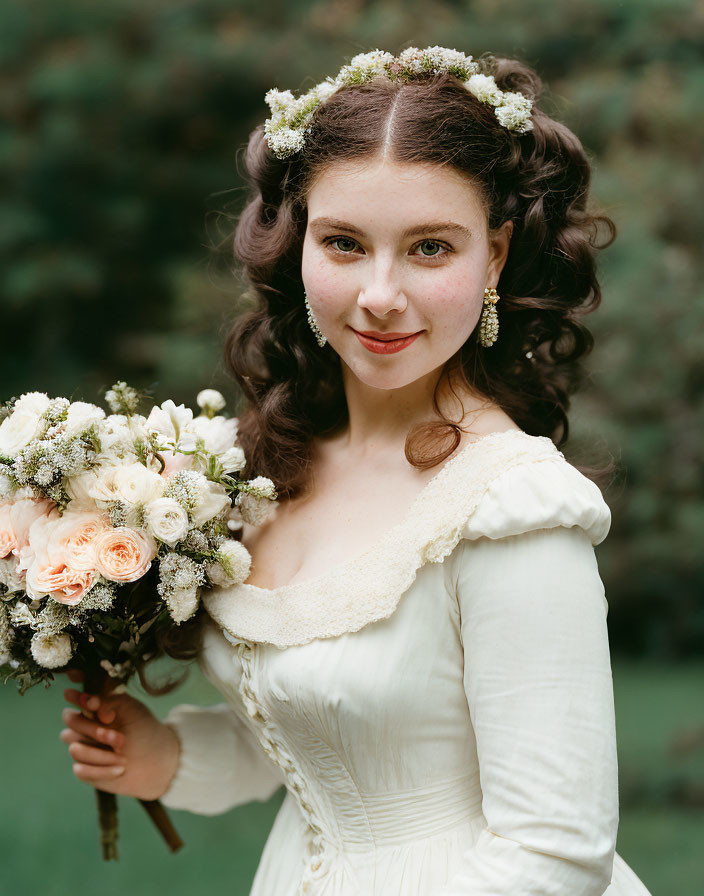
[161,430,653,895]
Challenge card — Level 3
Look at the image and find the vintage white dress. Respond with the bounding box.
[160,430,653,896]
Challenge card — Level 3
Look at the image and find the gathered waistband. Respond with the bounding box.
[337,771,484,850]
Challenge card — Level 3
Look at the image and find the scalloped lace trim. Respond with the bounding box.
[204,431,562,648]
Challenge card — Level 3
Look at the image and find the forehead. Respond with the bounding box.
[305,156,488,223]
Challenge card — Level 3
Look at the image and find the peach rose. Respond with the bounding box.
[0,496,53,559]
[94,526,157,583]
[47,510,111,572]
[27,562,95,606]
[0,504,15,558]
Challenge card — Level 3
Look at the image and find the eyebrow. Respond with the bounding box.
[308,216,472,240]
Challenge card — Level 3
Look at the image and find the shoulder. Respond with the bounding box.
[458,434,611,547]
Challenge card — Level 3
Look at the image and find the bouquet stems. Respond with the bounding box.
[82,669,183,860]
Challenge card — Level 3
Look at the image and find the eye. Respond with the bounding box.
[413,239,451,259]
[325,236,359,254]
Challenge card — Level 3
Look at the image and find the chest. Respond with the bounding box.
[238,466,438,591]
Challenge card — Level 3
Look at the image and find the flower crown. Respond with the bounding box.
[263,46,534,160]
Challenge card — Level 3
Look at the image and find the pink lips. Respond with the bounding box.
[352,328,422,355]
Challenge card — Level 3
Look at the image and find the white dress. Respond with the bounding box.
[160,430,653,896]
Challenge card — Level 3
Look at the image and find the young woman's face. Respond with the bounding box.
[300,156,513,391]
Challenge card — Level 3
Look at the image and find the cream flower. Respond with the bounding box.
[206,539,252,587]
[164,585,199,624]
[63,401,106,436]
[144,497,190,547]
[146,400,194,447]
[464,73,503,106]
[185,415,239,457]
[196,389,226,415]
[30,630,73,669]
[0,392,50,456]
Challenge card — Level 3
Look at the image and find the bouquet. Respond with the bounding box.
[0,383,277,859]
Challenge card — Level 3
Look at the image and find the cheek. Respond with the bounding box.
[423,270,483,328]
[301,244,347,300]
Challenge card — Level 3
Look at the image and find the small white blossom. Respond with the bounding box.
[105,382,140,416]
[30,630,73,669]
[0,602,14,664]
[157,552,206,624]
[495,92,534,132]
[36,599,70,636]
[237,477,277,526]
[464,73,503,106]
[196,389,226,415]
[206,539,252,587]
[164,471,230,527]
[0,557,25,594]
[10,602,37,628]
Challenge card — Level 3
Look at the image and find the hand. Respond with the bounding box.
[59,668,181,801]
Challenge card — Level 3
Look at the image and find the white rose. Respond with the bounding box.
[165,585,199,624]
[185,415,238,457]
[0,392,50,456]
[144,498,190,547]
[196,389,226,414]
[63,401,106,437]
[219,445,246,473]
[69,463,165,509]
[110,463,165,506]
[30,630,73,669]
[190,476,231,527]
[206,539,251,587]
[145,400,193,447]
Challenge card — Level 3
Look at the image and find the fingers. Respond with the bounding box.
[65,669,84,683]
[61,707,125,750]
[71,762,126,785]
[62,732,124,766]
[63,688,117,725]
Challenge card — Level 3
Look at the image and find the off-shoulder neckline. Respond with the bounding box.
[232,428,535,597]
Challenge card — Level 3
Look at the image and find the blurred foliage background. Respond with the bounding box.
[2,0,702,893]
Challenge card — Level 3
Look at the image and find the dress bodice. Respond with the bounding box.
[161,431,653,896]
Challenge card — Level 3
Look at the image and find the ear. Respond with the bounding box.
[486,220,513,287]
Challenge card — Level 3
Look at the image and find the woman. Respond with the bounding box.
[59,48,653,894]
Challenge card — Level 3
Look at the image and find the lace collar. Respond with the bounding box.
[203,430,563,649]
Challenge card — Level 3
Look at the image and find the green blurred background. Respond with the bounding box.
[2,0,702,893]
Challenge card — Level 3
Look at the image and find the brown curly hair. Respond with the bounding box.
[151,51,618,680]
[224,52,616,501]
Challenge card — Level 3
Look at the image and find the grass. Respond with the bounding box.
[2,658,702,894]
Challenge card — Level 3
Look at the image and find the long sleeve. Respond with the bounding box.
[159,617,285,815]
[438,523,619,895]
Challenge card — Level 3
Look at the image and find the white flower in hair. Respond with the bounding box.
[336,49,395,84]
[464,73,503,106]
[495,91,534,133]
[262,46,534,160]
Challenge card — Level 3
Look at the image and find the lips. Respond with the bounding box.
[355,329,420,342]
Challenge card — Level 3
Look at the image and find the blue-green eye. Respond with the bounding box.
[329,237,357,253]
[416,240,446,257]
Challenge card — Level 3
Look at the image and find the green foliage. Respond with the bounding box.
[1,0,701,656]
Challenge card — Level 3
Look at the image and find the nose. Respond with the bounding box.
[356,265,408,317]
